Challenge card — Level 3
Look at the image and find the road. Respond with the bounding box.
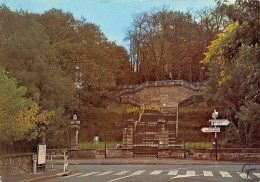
[46,164,260,182]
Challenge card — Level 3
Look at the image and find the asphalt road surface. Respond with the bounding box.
[47,164,260,182]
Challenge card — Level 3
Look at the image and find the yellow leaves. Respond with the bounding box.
[201,22,239,65]
[15,102,54,128]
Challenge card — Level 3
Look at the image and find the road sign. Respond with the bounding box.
[201,127,220,133]
[210,119,230,126]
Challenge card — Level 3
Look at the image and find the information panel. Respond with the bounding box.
[37,144,46,165]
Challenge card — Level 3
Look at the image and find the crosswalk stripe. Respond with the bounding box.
[113,171,129,175]
[220,172,232,177]
[150,170,163,175]
[132,170,146,175]
[167,171,178,175]
[96,171,114,176]
[186,171,195,176]
[203,171,213,176]
[77,172,99,177]
[253,173,260,178]
[237,172,252,179]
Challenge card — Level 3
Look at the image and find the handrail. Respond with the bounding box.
[114,80,205,97]
[46,149,68,172]
[134,109,144,131]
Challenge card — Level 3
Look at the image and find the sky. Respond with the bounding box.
[1,0,217,48]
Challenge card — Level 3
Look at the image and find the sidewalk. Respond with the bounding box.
[50,157,260,165]
[2,169,71,182]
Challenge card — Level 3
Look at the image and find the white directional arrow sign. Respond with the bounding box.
[201,127,220,133]
[210,119,230,126]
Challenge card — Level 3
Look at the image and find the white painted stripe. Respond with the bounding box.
[77,172,99,177]
[113,171,129,175]
[203,171,213,176]
[96,171,114,176]
[150,170,163,175]
[132,170,146,175]
[220,172,232,177]
[107,170,146,182]
[167,171,178,175]
[61,173,82,178]
[253,173,260,178]
[186,171,195,176]
[237,172,251,179]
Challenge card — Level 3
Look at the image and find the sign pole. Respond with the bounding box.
[213,109,218,161]
[215,127,217,160]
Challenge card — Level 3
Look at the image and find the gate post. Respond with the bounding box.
[158,119,168,149]
[158,118,169,158]
[123,119,135,149]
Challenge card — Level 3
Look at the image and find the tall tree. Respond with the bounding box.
[202,0,260,147]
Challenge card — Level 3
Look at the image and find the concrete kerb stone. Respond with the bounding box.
[49,158,260,166]
[18,170,73,182]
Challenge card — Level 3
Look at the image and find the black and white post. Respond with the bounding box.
[212,109,218,160]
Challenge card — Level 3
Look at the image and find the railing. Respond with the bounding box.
[113,80,205,97]
[46,148,68,172]
[108,95,141,106]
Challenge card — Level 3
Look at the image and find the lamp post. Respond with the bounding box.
[70,114,80,150]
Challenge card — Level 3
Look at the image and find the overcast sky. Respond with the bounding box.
[1,0,218,48]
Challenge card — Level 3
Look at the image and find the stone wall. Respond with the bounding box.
[158,149,185,158]
[124,86,201,107]
[67,149,96,159]
[106,148,133,158]
[0,153,35,176]
[194,148,260,161]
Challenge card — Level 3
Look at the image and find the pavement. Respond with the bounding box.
[2,169,72,182]
[2,158,260,182]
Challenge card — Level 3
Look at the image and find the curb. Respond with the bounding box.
[51,161,260,166]
[21,170,73,182]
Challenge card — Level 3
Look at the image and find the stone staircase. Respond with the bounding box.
[133,113,160,157]
[133,109,181,157]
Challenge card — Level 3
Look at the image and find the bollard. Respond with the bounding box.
[32,155,37,174]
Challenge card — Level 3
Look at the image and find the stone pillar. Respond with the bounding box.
[70,119,80,150]
[122,119,135,149]
[158,118,169,149]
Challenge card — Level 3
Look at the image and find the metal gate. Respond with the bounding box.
[133,114,159,157]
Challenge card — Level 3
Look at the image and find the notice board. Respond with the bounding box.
[37,144,46,165]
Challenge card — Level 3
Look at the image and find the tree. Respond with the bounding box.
[0,12,75,146]
[126,7,224,84]
[0,66,54,143]
[202,0,260,147]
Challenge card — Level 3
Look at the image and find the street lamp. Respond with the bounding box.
[70,114,80,150]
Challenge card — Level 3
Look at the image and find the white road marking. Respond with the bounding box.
[132,170,146,175]
[253,173,260,178]
[203,171,213,176]
[167,170,178,175]
[113,171,129,175]
[107,170,146,182]
[150,170,163,175]
[237,172,252,179]
[186,171,195,176]
[220,171,232,177]
[77,172,99,177]
[96,171,114,176]
[171,174,202,179]
[61,173,82,178]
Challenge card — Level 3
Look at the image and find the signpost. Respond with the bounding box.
[201,127,220,132]
[210,119,230,126]
[201,109,230,161]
